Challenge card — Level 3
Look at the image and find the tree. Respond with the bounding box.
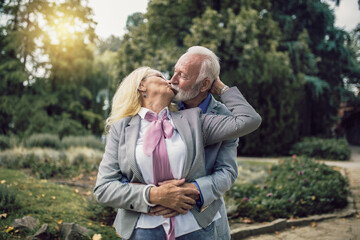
[0,0,103,137]
[270,0,360,137]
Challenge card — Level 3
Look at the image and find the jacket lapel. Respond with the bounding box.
[125,115,145,183]
[206,95,220,114]
[171,111,194,178]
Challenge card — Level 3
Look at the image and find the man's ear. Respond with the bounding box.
[138,82,147,92]
[199,78,212,92]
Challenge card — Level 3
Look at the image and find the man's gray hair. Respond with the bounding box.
[185,46,220,84]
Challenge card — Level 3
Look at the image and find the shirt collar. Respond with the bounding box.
[178,93,211,114]
[138,107,174,124]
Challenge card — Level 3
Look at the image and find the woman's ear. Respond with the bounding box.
[138,82,147,92]
[199,78,212,92]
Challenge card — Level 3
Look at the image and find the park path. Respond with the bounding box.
[234,145,360,240]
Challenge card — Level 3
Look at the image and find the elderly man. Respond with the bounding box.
[153,46,239,239]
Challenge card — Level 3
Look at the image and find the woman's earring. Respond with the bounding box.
[143,94,146,98]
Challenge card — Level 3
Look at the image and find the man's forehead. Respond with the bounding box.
[176,54,202,70]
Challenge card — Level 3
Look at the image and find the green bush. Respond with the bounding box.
[72,153,97,173]
[290,137,351,160]
[0,184,21,213]
[0,148,102,179]
[61,135,104,151]
[30,158,64,179]
[226,157,349,221]
[0,135,11,150]
[24,133,61,149]
[0,151,25,169]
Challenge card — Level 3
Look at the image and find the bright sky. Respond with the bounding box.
[88,0,149,39]
[88,0,360,39]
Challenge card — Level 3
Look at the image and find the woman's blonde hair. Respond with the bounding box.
[105,66,176,132]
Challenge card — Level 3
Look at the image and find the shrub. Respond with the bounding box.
[30,158,63,179]
[290,137,351,160]
[0,135,11,150]
[24,134,61,149]
[0,147,102,179]
[61,135,104,151]
[0,184,21,213]
[72,153,95,173]
[226,157,349,221]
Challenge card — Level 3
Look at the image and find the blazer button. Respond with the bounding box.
[130,204,134,209]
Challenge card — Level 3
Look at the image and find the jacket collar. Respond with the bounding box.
[205,94,220,115]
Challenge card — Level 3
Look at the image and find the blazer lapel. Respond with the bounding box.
[206,95,220,114]
[171,111,194,178]
[125,115,145,183]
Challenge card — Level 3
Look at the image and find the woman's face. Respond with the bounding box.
[141,71,177,99]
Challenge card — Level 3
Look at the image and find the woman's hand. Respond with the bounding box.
[148,180,199,214]
[149,206,179,218]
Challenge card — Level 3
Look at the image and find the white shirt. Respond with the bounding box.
[135,107,220,237]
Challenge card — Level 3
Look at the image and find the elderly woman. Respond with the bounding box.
[94,66,261,240]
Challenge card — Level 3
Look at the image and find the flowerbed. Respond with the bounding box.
[226,156,349,222]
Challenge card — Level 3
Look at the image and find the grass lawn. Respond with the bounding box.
[0,168,118,239]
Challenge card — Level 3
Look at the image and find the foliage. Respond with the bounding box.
[270,0,360,137]
[0,0,105,137]
[24,133,62,150]
[0,135,11,150]
[0,168,118,239]
[226,157,349,221]
[30,157,70,179]
[61,135,104,151]
[0,184,21,214]
[290,137,351,160]
[0,147,102,178]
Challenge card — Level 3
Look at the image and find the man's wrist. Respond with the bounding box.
[220,85,230,95]
[192,182,204,207]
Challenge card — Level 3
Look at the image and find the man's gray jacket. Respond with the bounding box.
[195,94,239,240]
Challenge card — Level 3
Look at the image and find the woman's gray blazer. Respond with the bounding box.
[94,87,261,239]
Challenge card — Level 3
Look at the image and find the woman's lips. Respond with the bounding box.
[170,87,178,95]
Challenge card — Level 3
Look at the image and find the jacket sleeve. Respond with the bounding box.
[195,138,238,209]
[201,87,262,146]
[93,123,150,213]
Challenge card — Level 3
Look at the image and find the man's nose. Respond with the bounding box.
[169,73,178,84]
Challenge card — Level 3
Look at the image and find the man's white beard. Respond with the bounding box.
[172,83,201,102]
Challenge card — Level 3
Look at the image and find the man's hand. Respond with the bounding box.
[149,179,199,214]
